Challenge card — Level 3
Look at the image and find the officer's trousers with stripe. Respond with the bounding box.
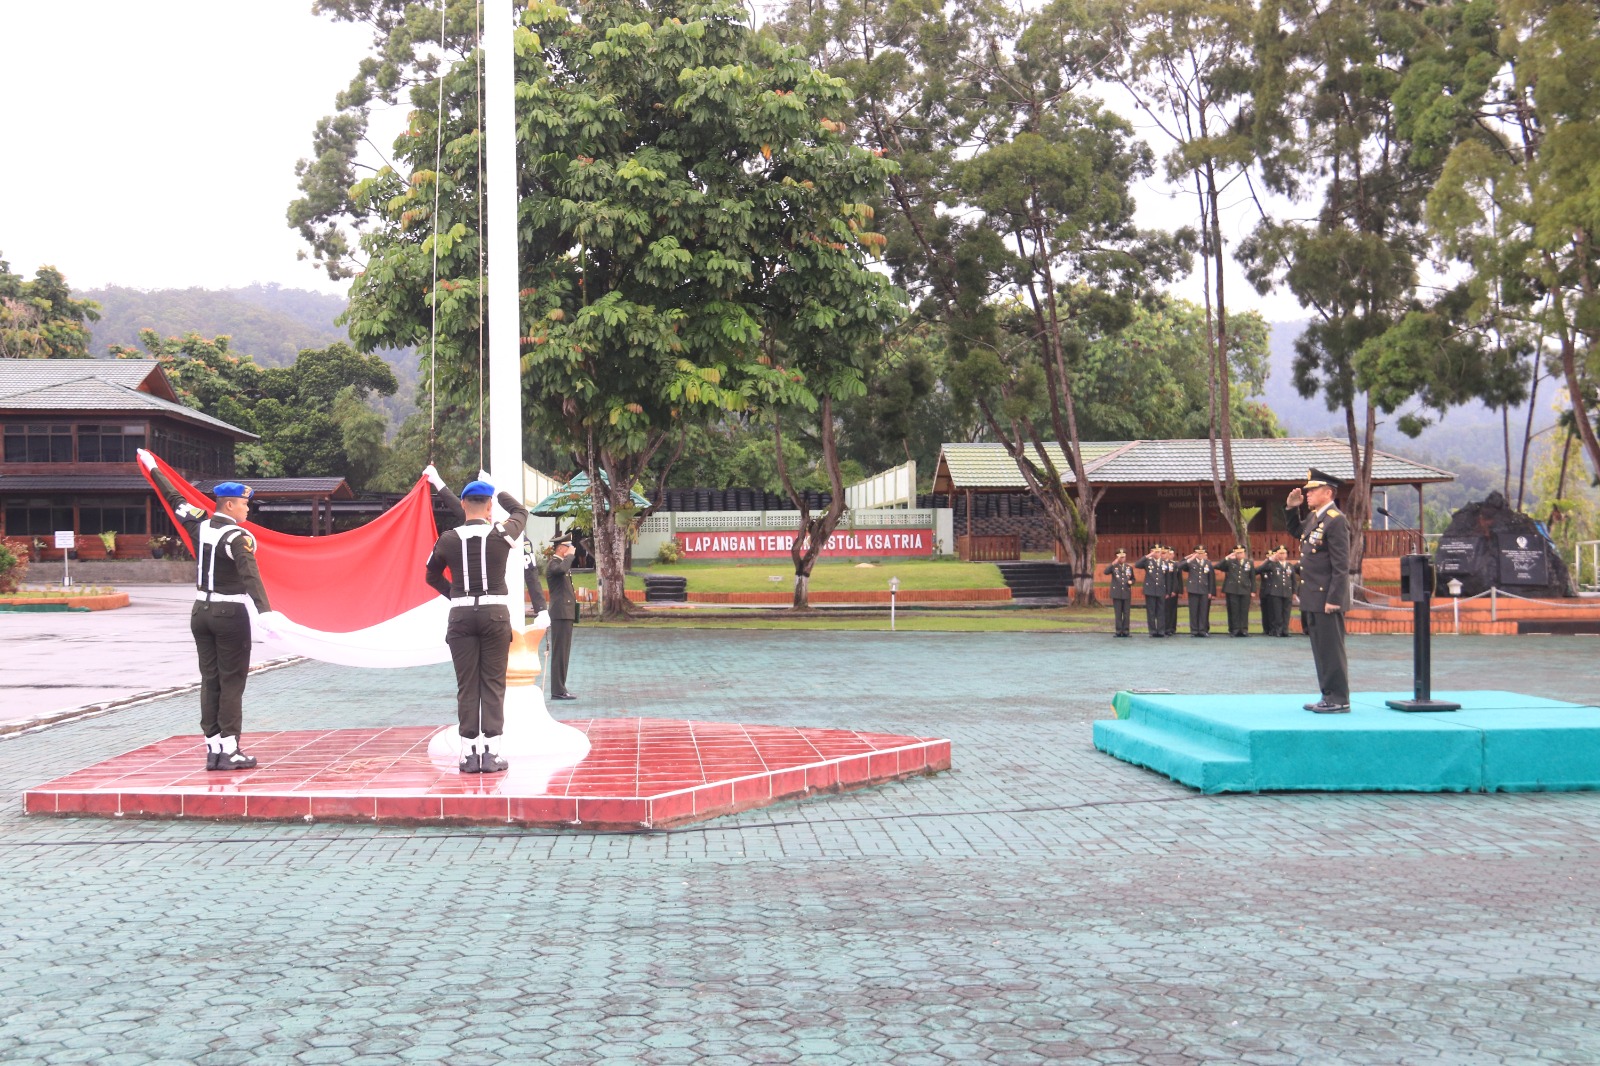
[446,605,512,738]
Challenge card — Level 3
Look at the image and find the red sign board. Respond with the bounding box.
[677,529,934,559]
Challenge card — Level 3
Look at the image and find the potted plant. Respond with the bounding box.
[148,534,173,560]
[31,536,47,561]
[97,530,118,559]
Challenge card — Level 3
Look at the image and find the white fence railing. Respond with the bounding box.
[1577,540,1600,592]
[845,461,917,510]
[640,508,936,533]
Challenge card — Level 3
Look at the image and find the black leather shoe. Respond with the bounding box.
[459,750,481,774]
[551,692,578,700]
[213,750,258,771]
[205,750,221,771]
[1305,701,1351,713]
[479,752,508,774]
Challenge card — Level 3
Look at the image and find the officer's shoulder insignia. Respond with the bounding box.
[176,503,206,521]
[1327,508,1342,518]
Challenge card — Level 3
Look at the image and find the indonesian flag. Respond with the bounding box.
[141,451,453,668]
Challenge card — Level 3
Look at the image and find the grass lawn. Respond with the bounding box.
[569,558,1007,594]
[589,607,1109,632]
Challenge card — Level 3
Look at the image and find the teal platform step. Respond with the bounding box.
[1094,690,1600,794]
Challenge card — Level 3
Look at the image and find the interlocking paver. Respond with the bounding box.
[3,630,1600,1062]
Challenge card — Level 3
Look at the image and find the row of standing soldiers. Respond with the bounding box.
[1103,545,1302,638]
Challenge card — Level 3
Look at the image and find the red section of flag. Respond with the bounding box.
[139,452,439,633]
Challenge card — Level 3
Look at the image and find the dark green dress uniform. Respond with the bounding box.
[1255,558,1296,637]
[424,489,530,752]
[1287,501,1352,708]
[1177,556,1216,635]
[1215,555,1256,637]
[1104,559,1135,636]
[1163,558,1181,635]
[153,471,272,769]
[1133,553,1167,637]
[544,548,579,698]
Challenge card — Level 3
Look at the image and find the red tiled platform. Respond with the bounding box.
[23,719,952,830]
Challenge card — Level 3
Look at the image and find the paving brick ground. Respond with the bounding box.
[3,629,1599,1064]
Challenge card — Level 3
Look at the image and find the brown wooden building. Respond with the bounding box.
[930,439,1454,562]
[0,359,352,559]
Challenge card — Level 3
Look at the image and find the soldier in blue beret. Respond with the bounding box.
[141,452,280,770]
[424,476,530,772]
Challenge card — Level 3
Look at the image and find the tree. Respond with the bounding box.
[1242,0,1490,574]
[1114,0,1260,542]
[111,331,398,489]
[0,255,100,359]
[295,0,898,618]
[1426,0,1600,494]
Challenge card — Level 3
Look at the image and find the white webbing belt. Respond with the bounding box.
[195,591,252,604]
[449,594,511,607]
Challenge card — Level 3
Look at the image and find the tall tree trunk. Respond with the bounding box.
[1202,162,1248,544]
[776,399,849,610]
[1341,398,1376,587]
[587,446,632,621]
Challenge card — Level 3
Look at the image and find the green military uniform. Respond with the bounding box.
[1287,476,1352,710]
[1133,550,1168,637]
[1104,555,1135,637]
[1215,550,1256,637]
[544,541,580,698]
[1177,551,1216,636]
[1254,553,1296,637]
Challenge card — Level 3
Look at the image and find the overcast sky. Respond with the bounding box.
[1,1,1306,320]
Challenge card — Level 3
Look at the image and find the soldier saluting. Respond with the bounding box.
[1215,545,1256,637]
[141,450,282,771]
[1134,546,1168,637]
[1254,546,1296,638]
[1103,549,1135,637]
[424,477,530,773]
[1177,545,1216,637]
[1286,471,1352,712]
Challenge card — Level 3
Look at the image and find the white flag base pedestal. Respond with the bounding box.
[426,626,591,785]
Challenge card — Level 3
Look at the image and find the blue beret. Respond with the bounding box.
[460,479,494,499]
[213,482,253,500]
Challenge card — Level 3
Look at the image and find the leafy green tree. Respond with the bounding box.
[1426,0,1600,493]
[1113,0,1260,541]
[0,255,100,359]
[111,331,397,489]
[1242,0,1492,571]
[295,0,899,617]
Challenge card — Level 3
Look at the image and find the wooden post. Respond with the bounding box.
[1416,482,1425,552]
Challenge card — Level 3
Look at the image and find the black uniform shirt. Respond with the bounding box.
[425,491,530,600]
[1217,557,1256,595]
[1103,561,1135,599]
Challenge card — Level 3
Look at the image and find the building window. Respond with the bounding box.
[2,424,74,463]
[150,426,232,477]
[78,424,145,463]
[1,497,74,536]
[78,496,148,535]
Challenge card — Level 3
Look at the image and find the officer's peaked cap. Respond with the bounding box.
[1303,468,1342,490]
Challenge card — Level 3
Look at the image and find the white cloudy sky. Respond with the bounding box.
[0,0,1306,320]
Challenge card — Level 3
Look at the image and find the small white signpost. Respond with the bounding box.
[53,531,74,587]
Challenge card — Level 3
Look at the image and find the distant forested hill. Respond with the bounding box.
[77,284,420,428]
[1264,321,1563,522]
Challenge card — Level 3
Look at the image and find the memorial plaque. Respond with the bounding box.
[1497,533,1548,586]
[1433,535,1478,575]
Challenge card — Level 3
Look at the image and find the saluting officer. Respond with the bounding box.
[1103,549,1136,637]
[1178,546,1216,636]
[1286,471,1352,712]
[1134,546,1168,637]
[141,451,280,771]
[1255,546,1296,637]
[1215,545,1256,637]
[543,534,586,700]
[424,478,530,773]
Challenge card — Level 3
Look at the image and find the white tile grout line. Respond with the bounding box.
[0,656,306,740]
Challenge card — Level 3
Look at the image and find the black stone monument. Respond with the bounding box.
[1431,492,1575,598]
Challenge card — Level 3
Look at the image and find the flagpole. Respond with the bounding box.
[485,0,525,624]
